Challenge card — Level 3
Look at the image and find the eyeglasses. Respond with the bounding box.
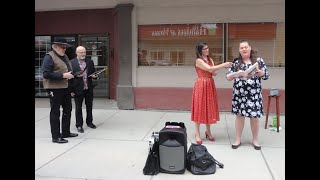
[58,45,67,49]
[202,47,209,50]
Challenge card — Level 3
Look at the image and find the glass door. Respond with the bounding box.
[78,34,110,98]
[35,36,51,97]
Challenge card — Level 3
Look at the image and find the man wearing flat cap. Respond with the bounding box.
[41,38,78,143]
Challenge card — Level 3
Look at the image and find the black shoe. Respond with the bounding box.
[77,127,84,133]
[231,142,241,149]
[87,123,96,129]
[62,133,78,138]
[52,138,68,143]
[253,144,261,150]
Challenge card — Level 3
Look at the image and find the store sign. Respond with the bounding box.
[139,24,219,40]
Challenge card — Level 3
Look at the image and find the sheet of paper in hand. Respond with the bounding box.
[245,62,259,75]
[227,62,258,78]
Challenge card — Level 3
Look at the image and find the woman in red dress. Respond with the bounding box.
[191,42,232,144]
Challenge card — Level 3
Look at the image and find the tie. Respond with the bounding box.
[79,60,88,90]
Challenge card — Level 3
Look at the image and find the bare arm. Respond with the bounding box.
[195,58,232,73]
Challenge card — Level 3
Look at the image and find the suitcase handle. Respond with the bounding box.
[165,122,185,128]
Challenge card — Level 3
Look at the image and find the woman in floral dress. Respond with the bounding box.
[226,40,270,150]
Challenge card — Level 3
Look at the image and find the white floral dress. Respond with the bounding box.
[227,58,270,118]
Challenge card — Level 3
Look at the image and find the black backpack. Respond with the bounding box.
[143,140,160,175]
[186,143,224,175]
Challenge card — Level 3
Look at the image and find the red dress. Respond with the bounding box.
[191,59,220,124]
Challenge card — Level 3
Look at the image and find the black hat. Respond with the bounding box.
[52,38,71,47]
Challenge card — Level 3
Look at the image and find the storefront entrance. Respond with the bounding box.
[35,34,110,98]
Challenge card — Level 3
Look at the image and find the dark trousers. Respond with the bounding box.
[74,89,93,128]
[48,89,72,139]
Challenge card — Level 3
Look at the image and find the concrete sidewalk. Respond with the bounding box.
[35,98,285,180]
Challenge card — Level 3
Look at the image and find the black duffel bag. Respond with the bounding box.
[186,143,224,175]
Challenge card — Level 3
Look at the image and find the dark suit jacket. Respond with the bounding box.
[70,58,96,95]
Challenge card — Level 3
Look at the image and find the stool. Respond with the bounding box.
[264,95,280,132]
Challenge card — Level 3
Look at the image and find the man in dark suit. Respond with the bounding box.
[70,46,97,133]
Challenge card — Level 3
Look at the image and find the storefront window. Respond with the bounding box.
[138,22,285,67]
[34,35,110,98]
[138,23,223,66]
[35,36,51,97]
[227,22,285,67]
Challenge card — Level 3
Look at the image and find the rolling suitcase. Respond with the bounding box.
[159,122,187,174]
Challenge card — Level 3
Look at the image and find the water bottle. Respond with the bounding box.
[272,116,277,128]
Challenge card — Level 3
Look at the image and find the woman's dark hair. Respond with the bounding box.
[235,40,258,71]
[194,41,210,66]
[195,41,208,58]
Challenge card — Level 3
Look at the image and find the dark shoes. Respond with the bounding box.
[52,138,68,143]
[87,123,96,129]
[77,124,96,132]
[53,133,78,143]
[231,142,261,150]
[253,144,261,150]
[231,142,241,149]
[76,123,95,133]
[77,127,84,133]
[62,133,78,138]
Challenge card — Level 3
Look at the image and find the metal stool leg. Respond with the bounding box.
[276,96,280,132]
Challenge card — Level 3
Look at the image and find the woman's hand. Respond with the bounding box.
[255,69,264,77]
[223,62,232,68]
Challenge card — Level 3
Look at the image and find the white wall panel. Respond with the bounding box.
[136,4,284,25]
[136,67,284,90]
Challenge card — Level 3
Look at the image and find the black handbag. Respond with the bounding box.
[143,140,160,175]
[186,144,224,175]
